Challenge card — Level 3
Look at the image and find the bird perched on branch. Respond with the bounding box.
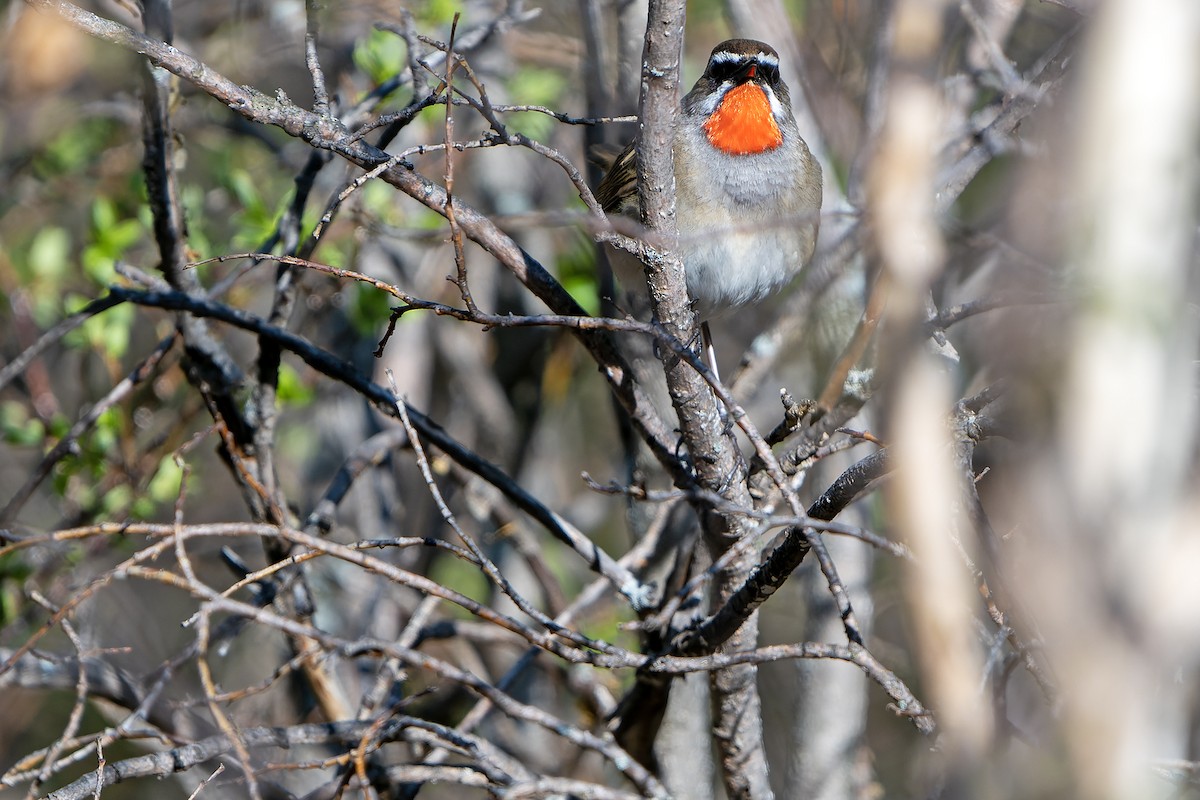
[598,38,823,377]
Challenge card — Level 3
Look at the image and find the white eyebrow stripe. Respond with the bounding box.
[709,51,780,67]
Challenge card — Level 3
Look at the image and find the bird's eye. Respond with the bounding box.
[709,61,739,83]
[760,64,780,84]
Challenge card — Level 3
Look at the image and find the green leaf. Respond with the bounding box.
[1,401,46,446]
[227,168,262,209]
[90,406,123,455]
[34,118,119,178]
[556,227,600,316]
[21,227,74,326]
[180,184,214,260]
[130,495,157,520]
[347,282,395,336]
[0,552,33,628]
[507,68,568,139]
[353,27,408,86]
[277,363,316,407]
[147,456,185,504]
[69,297,134,360]
[362,180,402,225]
[47,414,71,439]
[28,226,71,280]
[430,556,490,609]
[100,484,133,516]
[81,245,117,286]
[92,197,117,231]
[317,241,348,269]
[417,0,458,25]
[91,197,143,254]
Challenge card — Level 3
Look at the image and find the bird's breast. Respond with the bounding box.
[672,127,821,317]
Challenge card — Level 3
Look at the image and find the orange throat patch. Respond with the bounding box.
[703,83,783,155]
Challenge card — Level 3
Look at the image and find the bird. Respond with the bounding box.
[597,38,823,379]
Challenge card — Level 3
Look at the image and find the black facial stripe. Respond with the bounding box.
[706,56,782,87]
[707,61,741,83]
